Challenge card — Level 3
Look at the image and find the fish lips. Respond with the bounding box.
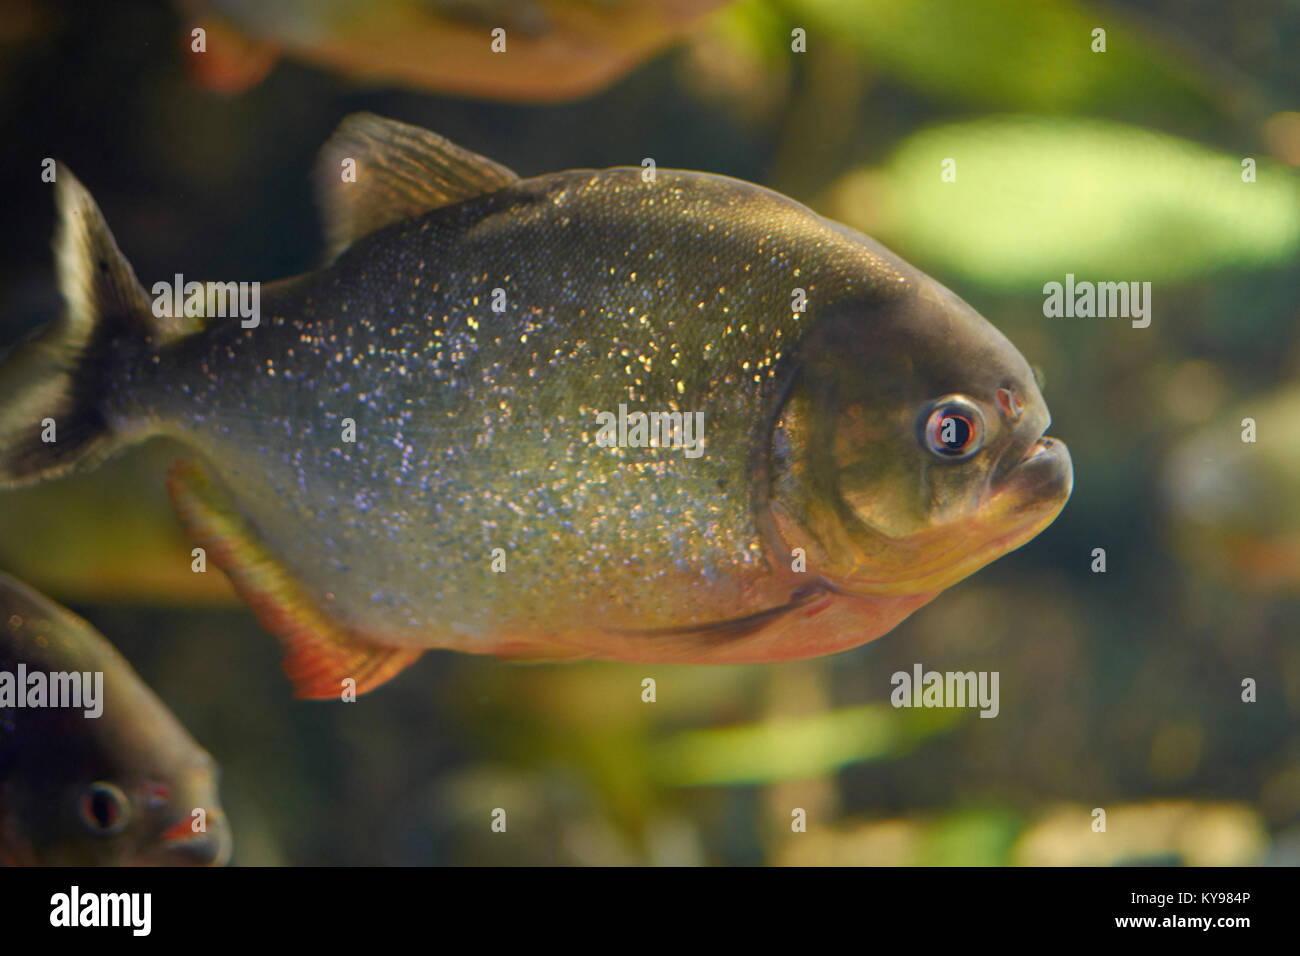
[993,434,1073,514]
[140,811,232,867]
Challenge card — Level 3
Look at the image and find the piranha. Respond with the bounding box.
[0,113,1072,698]
[0,572,231,865]
[177,0,729,100]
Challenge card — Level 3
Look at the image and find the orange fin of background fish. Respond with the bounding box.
[183,19,279,95]
[279,1,729,103]
[167,459,422,698]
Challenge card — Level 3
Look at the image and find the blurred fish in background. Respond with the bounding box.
[0,571,231,865]
[178,0,731,100]
[1164,383,1300,595]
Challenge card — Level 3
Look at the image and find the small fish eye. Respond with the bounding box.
[921,397,985,461]
[80,781,131,836]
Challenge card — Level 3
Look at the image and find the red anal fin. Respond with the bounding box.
[167,458,422,698]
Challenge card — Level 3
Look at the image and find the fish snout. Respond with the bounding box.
[151,809,232,866]
[995,432,1073,515]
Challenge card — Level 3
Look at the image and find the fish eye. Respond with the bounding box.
[80,782,131,836]
[921,397,985,461]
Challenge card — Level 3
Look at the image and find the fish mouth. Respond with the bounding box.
[1020,435,1057,463]
[798,429,1072,599]
[883,431,1070,595]
[993,431,1073,510]
[144,811,232,867]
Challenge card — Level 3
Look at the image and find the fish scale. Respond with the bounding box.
[0,114,1071,696]
[128,169,910,639]
[0,572,229,865]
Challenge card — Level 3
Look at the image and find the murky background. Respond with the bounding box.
[1,0,1297,864]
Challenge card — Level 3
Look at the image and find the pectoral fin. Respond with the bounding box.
[167,459,422,698]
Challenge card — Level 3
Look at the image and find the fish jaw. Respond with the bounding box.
[858,434,1073,597]
[134,757,232,867]
[770,433,1072,600]
[139,809,232,867]
[894,434,1076,598]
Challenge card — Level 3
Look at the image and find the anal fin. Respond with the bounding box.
[167,459,422,699]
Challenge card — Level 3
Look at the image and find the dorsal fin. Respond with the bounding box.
[314,112,519,260]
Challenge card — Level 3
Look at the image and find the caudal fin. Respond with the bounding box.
[0,165,160,488]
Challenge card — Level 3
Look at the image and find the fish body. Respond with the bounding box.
[0,114,1072,696]
[181,0,729,100]
[0,572,230,865]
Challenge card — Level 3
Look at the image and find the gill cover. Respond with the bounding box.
[765,278,1068,596]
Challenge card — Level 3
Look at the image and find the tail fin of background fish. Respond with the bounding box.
[0,166,173,489]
